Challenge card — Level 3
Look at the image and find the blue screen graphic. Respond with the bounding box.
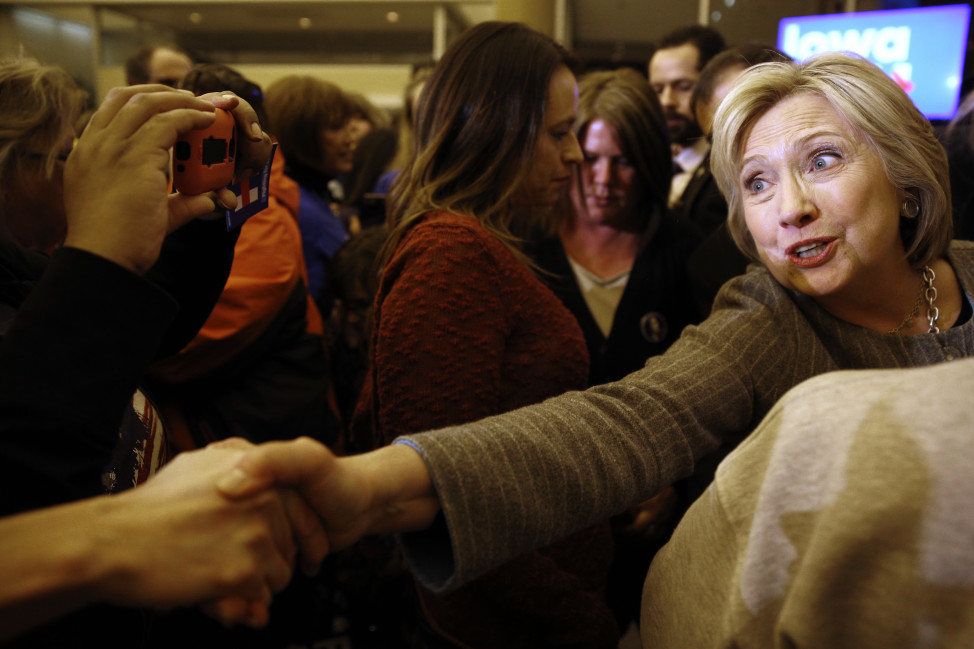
[778,4,971,120]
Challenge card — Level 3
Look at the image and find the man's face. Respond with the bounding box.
[649,43,703,147]
[147,48,194,87]
[695,64,747,139]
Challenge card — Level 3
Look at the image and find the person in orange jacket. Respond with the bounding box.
[150,64,341,451]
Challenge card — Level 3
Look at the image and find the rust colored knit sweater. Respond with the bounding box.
[354,211,618,648]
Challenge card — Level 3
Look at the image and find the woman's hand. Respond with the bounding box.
[95,438,328,627]
[218,439,441,553]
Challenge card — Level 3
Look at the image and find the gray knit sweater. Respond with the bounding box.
[399,240,974,593]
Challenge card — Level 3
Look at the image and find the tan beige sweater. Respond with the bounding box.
[643,357,974,647]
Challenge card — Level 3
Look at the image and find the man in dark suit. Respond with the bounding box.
[649,26,731,315]
[681,45,793,314]
[649,25,726,235]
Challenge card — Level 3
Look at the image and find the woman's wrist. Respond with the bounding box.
[362,442,440,535]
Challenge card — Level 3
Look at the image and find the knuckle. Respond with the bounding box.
[214,557,260,591]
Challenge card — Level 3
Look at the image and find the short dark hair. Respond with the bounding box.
[179,63,266,127]
[657,25,727,71]
[343,127,398,207]
[124,45,192,85]
[690,43,791,118]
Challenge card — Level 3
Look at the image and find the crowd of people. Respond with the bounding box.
[5,16,974,649]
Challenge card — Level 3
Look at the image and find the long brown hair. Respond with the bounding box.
[383,21,577,265]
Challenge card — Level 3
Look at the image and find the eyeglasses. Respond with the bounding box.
[21,151,71,163]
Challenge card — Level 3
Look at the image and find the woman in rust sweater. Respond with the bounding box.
[352,21,618,649]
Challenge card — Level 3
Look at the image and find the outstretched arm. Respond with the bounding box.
[218,438,440,552]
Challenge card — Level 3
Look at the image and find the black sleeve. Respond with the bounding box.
[144,217,239,358]
[0,247,177,516]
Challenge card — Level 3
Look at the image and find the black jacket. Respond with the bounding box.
[528,217,703,387]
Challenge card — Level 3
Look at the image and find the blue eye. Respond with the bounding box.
[811,152,839,171]
[749,178,767,193]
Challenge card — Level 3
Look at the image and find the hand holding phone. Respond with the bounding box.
[173,108,236,195]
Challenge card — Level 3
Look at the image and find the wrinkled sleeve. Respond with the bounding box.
[398,273,815,592]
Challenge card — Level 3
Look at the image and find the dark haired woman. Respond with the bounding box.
[527,67,703,635]
[263,76,353,309]
[353,21,618,649]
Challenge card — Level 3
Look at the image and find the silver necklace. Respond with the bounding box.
[888,265,939,334]
[922,266,940,333]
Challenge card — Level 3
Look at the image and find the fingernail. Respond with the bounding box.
[216,467,251,496]
[250,122,263,140]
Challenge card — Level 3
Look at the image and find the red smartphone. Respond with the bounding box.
[172,108,236,195]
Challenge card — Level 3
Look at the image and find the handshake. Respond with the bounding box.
[0,436,436,640]
[0,80,436,643]
[122,435,437,626]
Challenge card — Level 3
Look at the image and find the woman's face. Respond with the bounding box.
[739,93,906,301]
[515,65,583,206]
[2,123,75,252]
[571,119,635,228]
[320,121,354,176]
[347,116,372,151]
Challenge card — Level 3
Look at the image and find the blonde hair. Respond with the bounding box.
[711,52,952,269]
[0,58,86,209]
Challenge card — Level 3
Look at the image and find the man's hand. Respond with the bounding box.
[95,440,328,627]
[217,439,441,554]
[63,85,274,276]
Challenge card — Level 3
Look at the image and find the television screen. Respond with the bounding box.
[778,4,971,120]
